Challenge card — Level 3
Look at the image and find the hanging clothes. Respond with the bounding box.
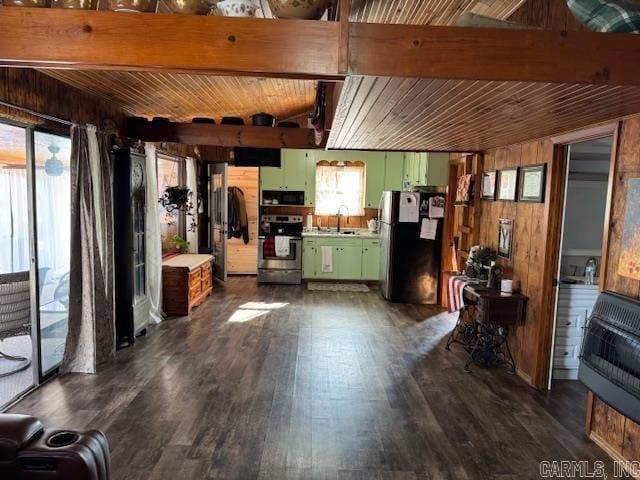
[228,186,249,244]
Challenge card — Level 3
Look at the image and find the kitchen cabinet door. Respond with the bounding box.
[302,240,316,278]
[260,165,284,191]
[365,155,385,209]
[417,153,428,186]
[403,152,414,187]
[314,245,338,279]
[384,152,404,191]
[305,150,317,207]
[361,243,380,280]
[425,153,449,186]
[336,245,363,279]
[281,149,307,190]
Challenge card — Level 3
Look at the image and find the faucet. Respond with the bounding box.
[336,205,349,232]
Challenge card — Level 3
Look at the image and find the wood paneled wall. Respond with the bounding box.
[474,139,558,387]
[227,167,259,274]
[0,68,125,133]
[587,116,640,465]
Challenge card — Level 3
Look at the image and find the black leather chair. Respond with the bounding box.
[0,413,110,479]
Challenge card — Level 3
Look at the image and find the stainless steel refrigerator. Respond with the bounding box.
[378,190,445,304]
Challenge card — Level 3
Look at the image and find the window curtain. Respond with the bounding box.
[0,170,30,274]
[314,163,365,216]
[145,143,163,325]
[60,125,115,374]
[186,156,198,253]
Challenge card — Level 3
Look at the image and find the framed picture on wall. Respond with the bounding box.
[497,168,519,201]
[481,171,497,200]
[518,164,546,203]
[498,218,514,260]
[455,174,473,205]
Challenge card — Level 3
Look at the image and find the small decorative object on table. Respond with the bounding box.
[467,245,497,280]
[172,235,190,254]
[267,0,331,19]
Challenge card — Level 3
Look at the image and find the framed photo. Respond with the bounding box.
[481,171,497,200]
[518,164,546,203]
[455,174,473,205]
[497,168,519,201]
[498,218,514,260]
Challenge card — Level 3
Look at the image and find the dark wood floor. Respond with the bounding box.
[10,277,610,479]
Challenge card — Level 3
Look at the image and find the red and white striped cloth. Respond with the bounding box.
[448,276,469,313]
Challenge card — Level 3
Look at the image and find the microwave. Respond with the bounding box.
[262,190,305,206]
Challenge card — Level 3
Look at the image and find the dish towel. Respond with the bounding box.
[321,246,333,273]
[448,275,469,313]
[275,236,291,257]
[263,236,276,257]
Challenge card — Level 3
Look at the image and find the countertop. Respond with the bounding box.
[560,275,599,287]
[162,254,213,271]
[302,228,379,239]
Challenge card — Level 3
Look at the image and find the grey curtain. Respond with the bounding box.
[60,125,115,374]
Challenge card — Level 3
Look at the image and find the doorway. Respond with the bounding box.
[549,135,614,383]
[0,120,71,408]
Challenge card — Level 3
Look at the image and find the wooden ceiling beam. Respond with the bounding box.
[2,8,640,87]
[347,22,640,86]
[127,118,325,149]
[0,8,340,80]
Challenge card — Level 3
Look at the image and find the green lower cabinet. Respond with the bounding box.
[361,241,380,280]
[336,245,363,279]
[302,239,316,278]
[303,237,379,280]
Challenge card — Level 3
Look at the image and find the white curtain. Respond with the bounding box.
[186,156,198,253]
[0,170,30,274]
[145,143,163,325]
[315,163,365,216]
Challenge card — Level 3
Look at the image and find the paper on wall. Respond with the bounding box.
[429,196,445,218]
[399,192,420,223]
[420,218,438,240]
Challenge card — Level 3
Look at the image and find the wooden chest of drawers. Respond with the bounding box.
[162,254,213,316]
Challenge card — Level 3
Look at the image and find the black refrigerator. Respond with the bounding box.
[379,190,445,304]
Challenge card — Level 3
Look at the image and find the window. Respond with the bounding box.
[157,153,185,253]
[314,162,365,216]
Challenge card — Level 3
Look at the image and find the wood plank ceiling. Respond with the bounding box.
[41,70,316,124]
[328,76,640,151]
[37,1,524,128]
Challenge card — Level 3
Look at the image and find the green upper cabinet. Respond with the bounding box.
[384,152,404,191]
[364,154,385,209]
[424,152,449,186]
[260,164,284,191]
[281,149,307,190]
[304,150,317,207]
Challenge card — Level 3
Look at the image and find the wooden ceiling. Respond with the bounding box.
[328,76,640,151]
[349,0,524,24]
[41,70,316,124]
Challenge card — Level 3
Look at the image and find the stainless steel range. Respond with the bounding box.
[257,215,303,284]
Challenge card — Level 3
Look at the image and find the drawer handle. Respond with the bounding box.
[563,352,569,356]
[566,322,571,326]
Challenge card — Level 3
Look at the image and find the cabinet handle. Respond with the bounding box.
[566,321,571,326]
[563,351,569,356]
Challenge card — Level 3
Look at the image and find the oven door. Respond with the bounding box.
[258,237,302,269]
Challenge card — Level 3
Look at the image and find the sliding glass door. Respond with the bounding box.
[33,131,71,375]
[0,122,35,407]
[0,120,72,407]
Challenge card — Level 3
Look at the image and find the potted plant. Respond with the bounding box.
[159,186,197,232]
[467,245,497,280]
[172,235,190,253]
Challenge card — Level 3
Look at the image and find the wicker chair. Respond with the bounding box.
[0,271,32,377]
